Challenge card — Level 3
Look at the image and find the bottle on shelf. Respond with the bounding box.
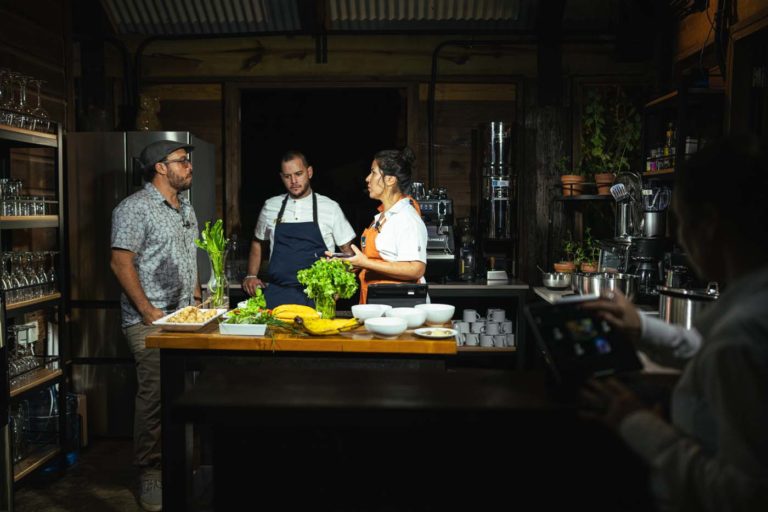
[457,217,476,281]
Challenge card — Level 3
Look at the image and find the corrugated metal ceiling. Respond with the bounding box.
[100,0,301,35]
[327,0,524,31]
[100,0,529,36]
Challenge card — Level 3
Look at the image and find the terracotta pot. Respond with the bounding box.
[560,175,585,196]
[553,261,576,273]
[594,173,615,195]
[580,262,598,273]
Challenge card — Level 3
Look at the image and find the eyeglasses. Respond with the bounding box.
[163,156,192,167]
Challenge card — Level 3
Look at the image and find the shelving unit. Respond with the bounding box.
[546,186,615,271]
[641,87,725,181]
[0,123,67,510]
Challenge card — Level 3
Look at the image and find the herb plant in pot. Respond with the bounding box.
[557,156,584,197]
[579,227,601,273]
[297,259,358,319]
[554,237,579,273]
[581,87,640,195]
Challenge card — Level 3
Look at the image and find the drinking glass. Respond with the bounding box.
[0,68,13,125]
[12,74,32,129]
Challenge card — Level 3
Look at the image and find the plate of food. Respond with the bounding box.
[153,307,228,331]
[413,327,457,339]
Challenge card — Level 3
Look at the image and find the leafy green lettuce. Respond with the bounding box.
[297,259,358,301]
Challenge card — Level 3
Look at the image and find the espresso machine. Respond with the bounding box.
[415,186,456,282]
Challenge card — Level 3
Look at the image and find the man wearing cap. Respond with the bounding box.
[243,150,356,307]
[110,140,201,511]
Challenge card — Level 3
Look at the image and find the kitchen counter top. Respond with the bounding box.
[146,323,457,355]
[222,278,529,292]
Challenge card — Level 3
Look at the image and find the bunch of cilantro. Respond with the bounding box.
[297,259,358,302]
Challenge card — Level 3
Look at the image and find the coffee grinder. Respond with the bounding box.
[418,187,456,283]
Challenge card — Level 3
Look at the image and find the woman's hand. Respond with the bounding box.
[580,290,642,345]
[344,244,368,270]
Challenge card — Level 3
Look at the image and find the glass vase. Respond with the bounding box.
[314,295,336,319]
[205,250,229,309]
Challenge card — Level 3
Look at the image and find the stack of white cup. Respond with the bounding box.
[452,308,514,347]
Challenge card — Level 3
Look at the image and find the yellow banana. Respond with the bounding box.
[272,304,320,322]
[297,317,361,336]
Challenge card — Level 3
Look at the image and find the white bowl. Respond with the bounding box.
[414,303,456,325]
[351,304,387,321]
[385,307,427,329]
[364,317,408,337]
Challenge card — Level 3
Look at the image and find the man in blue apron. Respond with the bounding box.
[243,150,356,308]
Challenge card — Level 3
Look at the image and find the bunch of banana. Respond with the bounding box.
[272,304,320,323]
[295,316,360,336]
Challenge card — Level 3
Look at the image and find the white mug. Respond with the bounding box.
[470,322,485,334]
[465,333,480,346]
[455,332,465,346]
[488,309,506,322]
[463,309,481,322]
[480,334,494,347]
[485,322,500,335]
[452,320,470,334]
[493,335,507,348]
[501,321,513,334]
[505,333,515,347]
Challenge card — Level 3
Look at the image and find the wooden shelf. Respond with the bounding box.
[0,125,58,148]
[644,168,675,176]
[6,292,62,312]
[14,445,60,482]
[0,215,59,229]
[556,194,613,201]
[10,367,63,398]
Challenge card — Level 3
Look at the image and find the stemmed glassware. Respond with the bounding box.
[0,68,54,133]
[29,79,50,132]
[1,251,58,303]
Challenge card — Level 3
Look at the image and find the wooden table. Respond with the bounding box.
[146,324,458,511]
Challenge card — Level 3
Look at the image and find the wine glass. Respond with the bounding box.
[46,251,57,294]
[12,74,32,129]
[29,79,50,132]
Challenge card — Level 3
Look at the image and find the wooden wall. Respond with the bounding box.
[110,33,651,283]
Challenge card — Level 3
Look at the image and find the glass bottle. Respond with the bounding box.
[458,217,476,281]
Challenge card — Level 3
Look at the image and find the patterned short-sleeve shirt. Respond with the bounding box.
[111,182,199,327]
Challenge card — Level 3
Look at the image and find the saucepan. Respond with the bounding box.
[572,272,638,301]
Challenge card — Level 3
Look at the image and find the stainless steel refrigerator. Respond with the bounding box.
[67,131,215,437]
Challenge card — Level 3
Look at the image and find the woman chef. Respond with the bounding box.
[341,147,428,304]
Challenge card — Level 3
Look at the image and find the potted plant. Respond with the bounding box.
[578,227,601,273]
[556,156,584,197]
[554,236,579,273]
[581,87,641,194]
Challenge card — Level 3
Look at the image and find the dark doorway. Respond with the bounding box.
[239,88,408,244]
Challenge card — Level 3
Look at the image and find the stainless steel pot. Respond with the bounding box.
[658,284,719,329]
[573,272,638,301]
[542,272,572,290]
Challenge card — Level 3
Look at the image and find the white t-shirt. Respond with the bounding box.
[254,192,356,257]
[370,197,428,264]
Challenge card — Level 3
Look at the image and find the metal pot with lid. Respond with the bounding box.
[658,282,719,329]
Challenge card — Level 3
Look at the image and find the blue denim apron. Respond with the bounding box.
[264,193,326,308]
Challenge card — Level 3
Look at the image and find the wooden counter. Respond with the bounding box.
[146,323,457,355]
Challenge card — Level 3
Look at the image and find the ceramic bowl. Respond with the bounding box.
[364,317,408,337]
[385,307,427,329]
[351,304,387,321]
[414,304,456,325]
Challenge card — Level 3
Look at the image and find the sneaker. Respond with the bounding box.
[139,475,162,511]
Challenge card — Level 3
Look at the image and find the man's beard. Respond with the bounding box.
[169,170,192,191]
